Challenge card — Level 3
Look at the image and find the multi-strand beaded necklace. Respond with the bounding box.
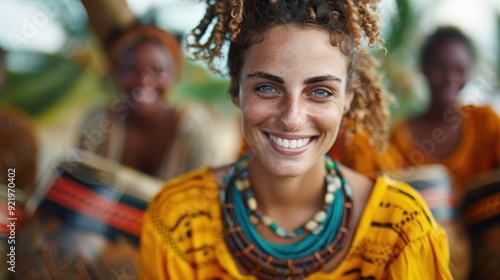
[221,154,354,279]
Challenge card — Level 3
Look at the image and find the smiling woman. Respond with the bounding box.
[139,1,452,279]
[235,26,351,178]
[77,25,218,180]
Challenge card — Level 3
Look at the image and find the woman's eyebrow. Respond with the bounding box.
[246,72,342,85]
[305,75,342,84]
[246,72,284,83]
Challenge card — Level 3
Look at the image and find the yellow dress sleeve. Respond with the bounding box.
[139,213,170,280]
[138,168,226,279]
[139,190,202,280]
[378,177,453,280]
[385,226,452,279]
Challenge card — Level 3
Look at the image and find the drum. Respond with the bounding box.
[389,164,471,280]
[462,168,500,280]
[15,150,163,279]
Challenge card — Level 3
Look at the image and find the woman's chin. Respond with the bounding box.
[130,102,167,118]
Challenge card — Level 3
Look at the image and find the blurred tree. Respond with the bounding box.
[370,0,423,125]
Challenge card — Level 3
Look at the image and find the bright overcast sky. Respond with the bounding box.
[0,0,67,53]
[0,0,498,57]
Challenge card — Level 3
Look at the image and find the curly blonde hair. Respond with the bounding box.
[188,0,390,151]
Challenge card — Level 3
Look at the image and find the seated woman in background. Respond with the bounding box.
[78,25,218,180]
[389,26,500,280]
[14,25,221,279]
[389,26,500,192]
[139,0,452,279]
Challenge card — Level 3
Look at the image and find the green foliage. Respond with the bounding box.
[170,61,233,116]
[0,54,83,117]
[385,0,414,53]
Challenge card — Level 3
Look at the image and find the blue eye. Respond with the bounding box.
[255,85,277,93]
[312,89,331,98]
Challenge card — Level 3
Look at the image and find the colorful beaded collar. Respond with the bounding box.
[235,155,343,238]
[220,154,354,279]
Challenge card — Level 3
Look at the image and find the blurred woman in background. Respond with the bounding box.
[389,26,500,280]
[390,26,500,193]
[13,25,220,279]
[77,25,219,180]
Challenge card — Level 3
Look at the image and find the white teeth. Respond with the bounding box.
[277,138,283,146]
[282,139,290,148]
[269,135,311,149]
[132,87,158,104]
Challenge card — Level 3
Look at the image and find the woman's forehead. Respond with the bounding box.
[241,26,348,77]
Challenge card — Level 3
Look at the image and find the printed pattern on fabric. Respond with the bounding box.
[141,169,450,280]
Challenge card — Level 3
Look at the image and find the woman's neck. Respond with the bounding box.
[248,157,326,213]
[123,106,172,131]
[423,102,459,122]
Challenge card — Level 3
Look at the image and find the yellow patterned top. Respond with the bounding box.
[139,168,452,279]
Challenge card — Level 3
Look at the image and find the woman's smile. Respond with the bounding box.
[265,130,315,152]
[268,134,312,149]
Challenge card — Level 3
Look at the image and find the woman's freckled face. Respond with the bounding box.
[235,25,352,177]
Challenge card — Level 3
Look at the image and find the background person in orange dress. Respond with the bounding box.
[389,26,500,192]
[389,26,500,280]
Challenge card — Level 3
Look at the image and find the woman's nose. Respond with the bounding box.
[280,95,305,132]
[445,69,465,85]
[139,70,154,87]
